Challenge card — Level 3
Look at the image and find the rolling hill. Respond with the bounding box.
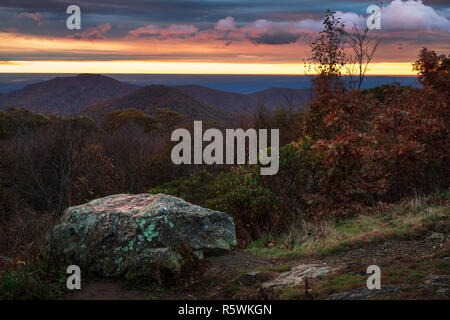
[175,85,256,113]
[0,74,138,115]
[80,85,234,124]
[176,85,312,114]
[250,87,312,112]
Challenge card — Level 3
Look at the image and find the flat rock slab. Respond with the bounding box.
[47,193,237,279]
[420,274,450,297]
[327,274,450,299]
[262,264,337,289]
[327,285,403,300]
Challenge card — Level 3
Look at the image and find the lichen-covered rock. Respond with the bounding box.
[47,193,237,279]
[261,264,337,289]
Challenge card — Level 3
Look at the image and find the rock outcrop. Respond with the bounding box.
[326,274,449,299]
[261,264,337,289]
[420,274,450,297]
[327,285,403,300]
[47,193,237,279]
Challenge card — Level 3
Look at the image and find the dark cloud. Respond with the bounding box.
[0,0,448,50]
[0,0,380,28]
[249,32,302,45]
[0,1,373,39]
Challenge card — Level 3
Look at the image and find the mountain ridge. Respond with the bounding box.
[176,85,311,114]
[0,74,138,115]
[0,74,312,121]
[79,84,234,124]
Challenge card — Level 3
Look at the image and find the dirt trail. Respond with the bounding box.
[66,279,145,300]
[65,250,276,300]
[65,236,449,300]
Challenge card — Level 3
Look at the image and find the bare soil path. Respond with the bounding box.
[65,236,449,300]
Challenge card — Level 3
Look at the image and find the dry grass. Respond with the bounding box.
[0,210,57,271]
[248,192,449,259]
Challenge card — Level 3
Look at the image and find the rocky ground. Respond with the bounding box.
[65,232,449,300]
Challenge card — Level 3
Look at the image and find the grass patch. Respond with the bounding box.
[276,274,366,300]
[248,245,306,260]
[0,254,69,300]
[382,255,450,286]
[248,193,449,260]
[313,274,366,297]
[336,215,383,235]
[256,264,293,273]
[274,246,450,300]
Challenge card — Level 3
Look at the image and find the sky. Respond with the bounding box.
[0,0,449,75]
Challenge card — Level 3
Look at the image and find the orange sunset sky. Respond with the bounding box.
[0,0,449,75]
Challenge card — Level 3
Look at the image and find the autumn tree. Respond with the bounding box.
[308,9,347,92]
[102,108,157,133]
[303,10,347,139]
[413,47,450,91]
[154,108,185,131]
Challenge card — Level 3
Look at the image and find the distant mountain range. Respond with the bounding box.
[0,74,312,122]
[0,74,138,116]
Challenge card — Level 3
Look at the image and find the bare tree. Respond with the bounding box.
[282,92,296,125]
[344,25,381,89]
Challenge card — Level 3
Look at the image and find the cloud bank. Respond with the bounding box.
[125,0,449,45]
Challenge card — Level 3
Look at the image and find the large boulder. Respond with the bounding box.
[47,193,237,279]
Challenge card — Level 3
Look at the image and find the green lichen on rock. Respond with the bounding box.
[46,193,237,279]
[141,221,158,242]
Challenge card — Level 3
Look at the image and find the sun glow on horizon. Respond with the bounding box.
[0,60,416,76]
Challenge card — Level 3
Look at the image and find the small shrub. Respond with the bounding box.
[149,167,280,243]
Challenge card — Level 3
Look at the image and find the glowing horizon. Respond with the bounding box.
[0,60,416,76]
